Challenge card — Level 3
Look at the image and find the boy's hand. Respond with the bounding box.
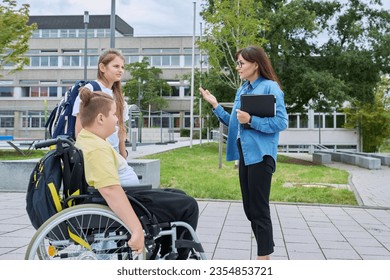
[128,229,145,255]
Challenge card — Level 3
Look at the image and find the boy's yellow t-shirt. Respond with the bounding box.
[75,129,120,189]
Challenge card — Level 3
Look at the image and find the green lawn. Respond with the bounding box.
[0,149,46,160]
[142,143,357,206]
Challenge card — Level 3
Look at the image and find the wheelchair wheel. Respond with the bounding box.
[25,204,146,260]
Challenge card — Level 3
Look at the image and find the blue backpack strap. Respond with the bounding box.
[87,81,101,91]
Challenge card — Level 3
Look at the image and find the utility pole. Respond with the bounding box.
[110,0,115,48]
[83,11,89,81]
[190,1,196,148]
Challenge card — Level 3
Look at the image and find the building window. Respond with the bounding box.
[30,86,40,97]
[184,86,191,97]
[171,55,180,66]
[288,115,298,128]
[0,111,14,128]
[41,30,50,38]
[29,56,59,67]
[60,29,68,37]
[31,56,40,67]
[21,84,57,98]
[32,30,40,38]
[314,114,323,129]
[49,86,57,97]
[96,29,105,37]
[184,54,201,67]
[126,55,139,63]
[184,48,202,67]
[336,114,345,128]
[288,114,308,128]
[88,55,99,67]
[163,85,180,97]
[63,56,81,67]
[143,55,180,67]
[162,56,170,66]
[299,114,308,128]
[22,111,46,128]
[0,87,13,97]
[325,114,334,128]
[69,29,76,38]
[171,86,180,96]
[150,56,161,66]
[142,48,180,54]
[120,48,139,54]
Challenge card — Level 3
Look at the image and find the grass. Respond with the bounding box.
[0,149,47,160]
[142,143,358,206]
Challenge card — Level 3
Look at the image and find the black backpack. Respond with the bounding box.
[26,140,87,230]
[45,80,101,140]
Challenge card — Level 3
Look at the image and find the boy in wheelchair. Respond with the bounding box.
[75,87,199,260]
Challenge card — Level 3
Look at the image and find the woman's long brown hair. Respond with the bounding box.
[236,46,282,89]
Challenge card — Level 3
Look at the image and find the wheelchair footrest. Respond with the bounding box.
[175,239,204,253]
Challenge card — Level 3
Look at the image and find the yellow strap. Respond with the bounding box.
[39,163,44,173]
[66,189,81,207]
[48,182,62,212]
[68,228,92,251]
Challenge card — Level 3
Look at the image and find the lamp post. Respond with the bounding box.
[137,77,145,143]
[189,1,196,148]
[110,0,115,48]
[83,11,89,81]
[199,21,203,145]
[138,77,141,143]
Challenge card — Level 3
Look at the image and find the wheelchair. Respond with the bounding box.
[24,137,206,260]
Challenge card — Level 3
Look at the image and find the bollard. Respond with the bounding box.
[132,131,137,151]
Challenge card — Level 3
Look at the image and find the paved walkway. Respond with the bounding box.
[0,140,389,260]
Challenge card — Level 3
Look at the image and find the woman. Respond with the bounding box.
[199,46,288,260]
[73,49,129,159]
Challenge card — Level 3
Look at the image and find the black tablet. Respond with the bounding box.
[240,94,275,128]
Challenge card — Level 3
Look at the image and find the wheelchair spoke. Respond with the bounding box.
[25,204,144,260]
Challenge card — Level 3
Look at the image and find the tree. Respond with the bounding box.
[123,58,169,111]
[183,67,235,130]
[0,0,36,75]
[313,0,390,104]
[260,0,349,113]
[198,0,390,115]
[199,0,268,90]
[344,75,390,152]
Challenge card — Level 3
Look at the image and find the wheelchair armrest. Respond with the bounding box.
[123,184,152,193]
[83,184,152,206]
[86,184,152,195]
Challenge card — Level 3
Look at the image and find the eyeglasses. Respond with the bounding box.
[236,60,244,68]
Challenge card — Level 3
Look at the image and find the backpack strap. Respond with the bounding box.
[62,146,86,206]
[62,151,72,197]
[87,81,102,92]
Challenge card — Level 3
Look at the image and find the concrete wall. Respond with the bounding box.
[279,129,359,147]
[0,159,160,192]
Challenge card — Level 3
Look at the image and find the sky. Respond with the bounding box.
[19,0,390,36]
[20,0,205,36]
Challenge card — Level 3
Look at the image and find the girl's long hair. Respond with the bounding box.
[97,49,126,137]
